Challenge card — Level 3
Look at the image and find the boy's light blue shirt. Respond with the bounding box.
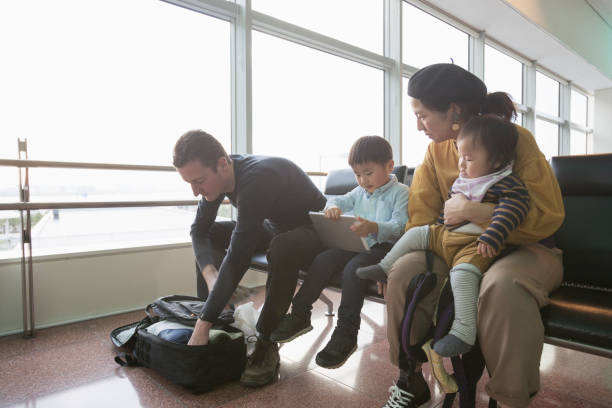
[324,174,409,247]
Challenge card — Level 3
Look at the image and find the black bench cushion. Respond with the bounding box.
[551,155,612,287]
[542,285,612,350]
[543,154,612,354]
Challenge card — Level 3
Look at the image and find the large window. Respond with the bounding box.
[1,0,596,259]
[569,89,589,155]
[402,2,468,69]
[570,129,587,155]
[252,32,383,175]
[0,0,231,257]
[402,78,430,167]
[535,120,559,159]
[571,89,588,127]
[484,45,522,104]
[536,71,560,117]
[535,72,561,157]
[253,0,382,54]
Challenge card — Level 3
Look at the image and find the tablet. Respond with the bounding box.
[309,211,370,253]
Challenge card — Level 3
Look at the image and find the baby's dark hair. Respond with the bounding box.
[348,135,393,166]
[458,115,518,171]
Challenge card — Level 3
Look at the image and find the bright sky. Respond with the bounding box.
[0,0,577,201]
[0,0,586,255]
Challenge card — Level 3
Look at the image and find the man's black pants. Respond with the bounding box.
[195,220,322,338]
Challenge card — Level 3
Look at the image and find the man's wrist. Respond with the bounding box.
[195,317,213,330]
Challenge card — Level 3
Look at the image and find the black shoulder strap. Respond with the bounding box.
[425,249,434,272]
[114,351,140,367]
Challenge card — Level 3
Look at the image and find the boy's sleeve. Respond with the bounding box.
[477,176,530,252]
[376,185,409,243]
[325,186,359,213]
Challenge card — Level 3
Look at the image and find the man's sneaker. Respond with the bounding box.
[315,330,357,369]
[240,338,280,387]
[270,313,313,343]
[382,372,430,408]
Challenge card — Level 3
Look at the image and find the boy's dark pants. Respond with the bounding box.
[195,220,322,338]
[291,243,392,337]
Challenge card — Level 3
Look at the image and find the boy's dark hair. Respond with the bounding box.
[459,114,518,171]
[173,130,231,170]
[348,135,393,166]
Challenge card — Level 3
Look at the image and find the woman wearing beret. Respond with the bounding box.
[381,63,564,408]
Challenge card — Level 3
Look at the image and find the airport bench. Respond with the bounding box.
[250,155,612,360]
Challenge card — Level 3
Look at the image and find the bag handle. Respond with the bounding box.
[114,352,140,367]
[145,303,155,318]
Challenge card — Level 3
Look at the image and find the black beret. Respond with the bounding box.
[408,63,487,110]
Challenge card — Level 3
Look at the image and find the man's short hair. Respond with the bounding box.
[173,130,231,170]
[348,135,393,166]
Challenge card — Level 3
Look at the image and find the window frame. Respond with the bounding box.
[2,0,598,261]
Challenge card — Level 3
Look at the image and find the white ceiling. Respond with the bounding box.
[587,0,612,28]
[423,0,612,92]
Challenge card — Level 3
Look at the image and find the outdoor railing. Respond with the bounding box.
[0,157,326,337]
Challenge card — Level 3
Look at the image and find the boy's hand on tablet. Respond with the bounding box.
[350,216,378,237]
[324,207,342,220]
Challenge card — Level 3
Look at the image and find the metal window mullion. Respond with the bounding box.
[523,63,536,132]
[569,123,590,133]
[251,11,393,71]
[231,0,252,155]
[384,0,402,163]
[559,82,571,155]
[535,112,565,126]
[484,37,531,67]
[587,94,595,153]
[401,63,419,77]
[161,0,238,22]
[515,103,528,114]
[469,31,485,80]
[535,64,569,86]
[403,0,479,37]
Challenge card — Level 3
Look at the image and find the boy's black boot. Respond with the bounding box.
[315,328,357,369]
[270,313,313,343]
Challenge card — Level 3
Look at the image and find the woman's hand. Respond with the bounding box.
[444,194,495,226]
[350,216,378,237]
[443,193,469,225]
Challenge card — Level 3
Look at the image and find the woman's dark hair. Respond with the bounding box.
[173,129,231,170]
[348,135,393,166]
[408,63,516,122]
[459,114,518,171]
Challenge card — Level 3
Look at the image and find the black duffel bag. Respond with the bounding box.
[111,295,246,393]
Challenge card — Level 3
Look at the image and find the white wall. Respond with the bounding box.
[504,0,612,81]
[594,87,612,153]
[0,245,196,336]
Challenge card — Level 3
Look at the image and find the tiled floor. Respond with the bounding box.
[1,288,610,408]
